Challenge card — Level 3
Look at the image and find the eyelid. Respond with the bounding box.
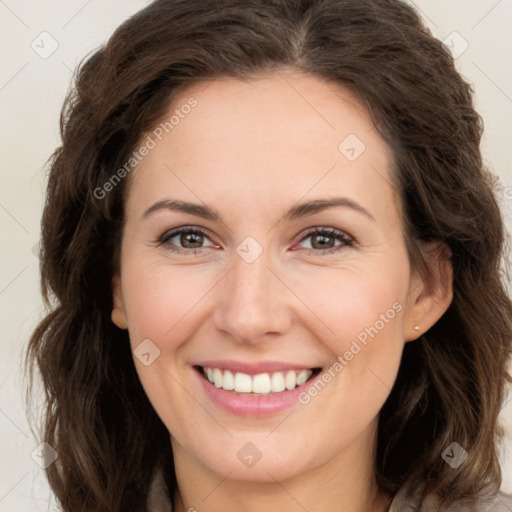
[294,226,355,244]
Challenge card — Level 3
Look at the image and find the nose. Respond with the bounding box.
[213,248,292,345]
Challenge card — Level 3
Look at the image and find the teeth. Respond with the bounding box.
[213,368,223,388]
[285,370,296,390]
[202,367,315,394]
[234,372,252,393]
[296,370,311,386]
[223,370,234,391]
[271,372,285,392]
[252,373,271,394]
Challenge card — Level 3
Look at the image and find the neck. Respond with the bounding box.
[170,420,393,512]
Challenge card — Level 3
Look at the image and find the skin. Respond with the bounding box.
[111,68,453,512]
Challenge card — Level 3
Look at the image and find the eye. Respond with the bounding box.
[155,225,354,256]
[293,227,354,255]
[156,226,217,254]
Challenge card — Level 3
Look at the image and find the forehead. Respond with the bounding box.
[126,70,399,224]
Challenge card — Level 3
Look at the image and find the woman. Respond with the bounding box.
[25,0,512,510]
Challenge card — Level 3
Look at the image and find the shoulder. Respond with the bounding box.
[482,491,512,512]
[451,490,512,511]
[389,484,512,511]
[147,466,174,512]
[439,491,512,511]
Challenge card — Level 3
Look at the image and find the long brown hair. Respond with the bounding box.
[25,0,512,510]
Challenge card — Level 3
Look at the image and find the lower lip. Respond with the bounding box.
[194,366,321,417]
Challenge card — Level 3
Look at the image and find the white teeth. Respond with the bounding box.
[285,370,296,390]
[202,367,315,394]
[234,372,252,393]
[271,372,285,392]
[296,370,310,386]
[223,370,234,391]
[213,368,223,388]
[252,373,271,394]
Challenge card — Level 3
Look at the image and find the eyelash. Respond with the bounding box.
[155,225,355,256]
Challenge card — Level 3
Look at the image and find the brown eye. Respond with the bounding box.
[295,227,354,255]
[178,232,204,248]
[310,233,336,249]
[158,226,216,253]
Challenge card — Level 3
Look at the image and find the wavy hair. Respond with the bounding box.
[25,0,512,510]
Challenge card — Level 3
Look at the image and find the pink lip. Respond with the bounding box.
[195,359,318,375]
[193,365,322,417]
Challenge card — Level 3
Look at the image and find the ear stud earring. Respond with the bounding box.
[414,325,420,332]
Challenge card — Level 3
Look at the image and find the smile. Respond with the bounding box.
[193,363,323,417]
[200,366,321,394]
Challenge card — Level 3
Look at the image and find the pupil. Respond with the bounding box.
[182,232,203,248]
[313,234,333,249]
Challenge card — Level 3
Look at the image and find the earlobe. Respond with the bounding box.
[111,274,128,329]
[404,241,453,342]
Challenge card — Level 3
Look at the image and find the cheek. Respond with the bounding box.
[122,260,215,345]
[289,261,408,416]
[290,263,408,356]
[119,261,209,429]
[291,278,405,434]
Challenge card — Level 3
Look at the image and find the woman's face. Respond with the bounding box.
[112,70,448,483]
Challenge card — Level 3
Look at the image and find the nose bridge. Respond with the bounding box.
[213,246,290,343]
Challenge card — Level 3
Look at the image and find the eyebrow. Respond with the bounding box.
[142,197,375,222]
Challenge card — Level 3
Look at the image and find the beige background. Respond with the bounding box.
[1,0,512,510]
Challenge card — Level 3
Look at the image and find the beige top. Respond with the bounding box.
[388,482,512,511]
[147,468,512,511]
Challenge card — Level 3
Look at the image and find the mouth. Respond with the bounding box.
[194,365,322,395]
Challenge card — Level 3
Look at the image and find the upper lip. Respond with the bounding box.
[195,360,321,375]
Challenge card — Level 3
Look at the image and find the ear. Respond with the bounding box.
[111,273,128,329]
[403,241,453,342]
